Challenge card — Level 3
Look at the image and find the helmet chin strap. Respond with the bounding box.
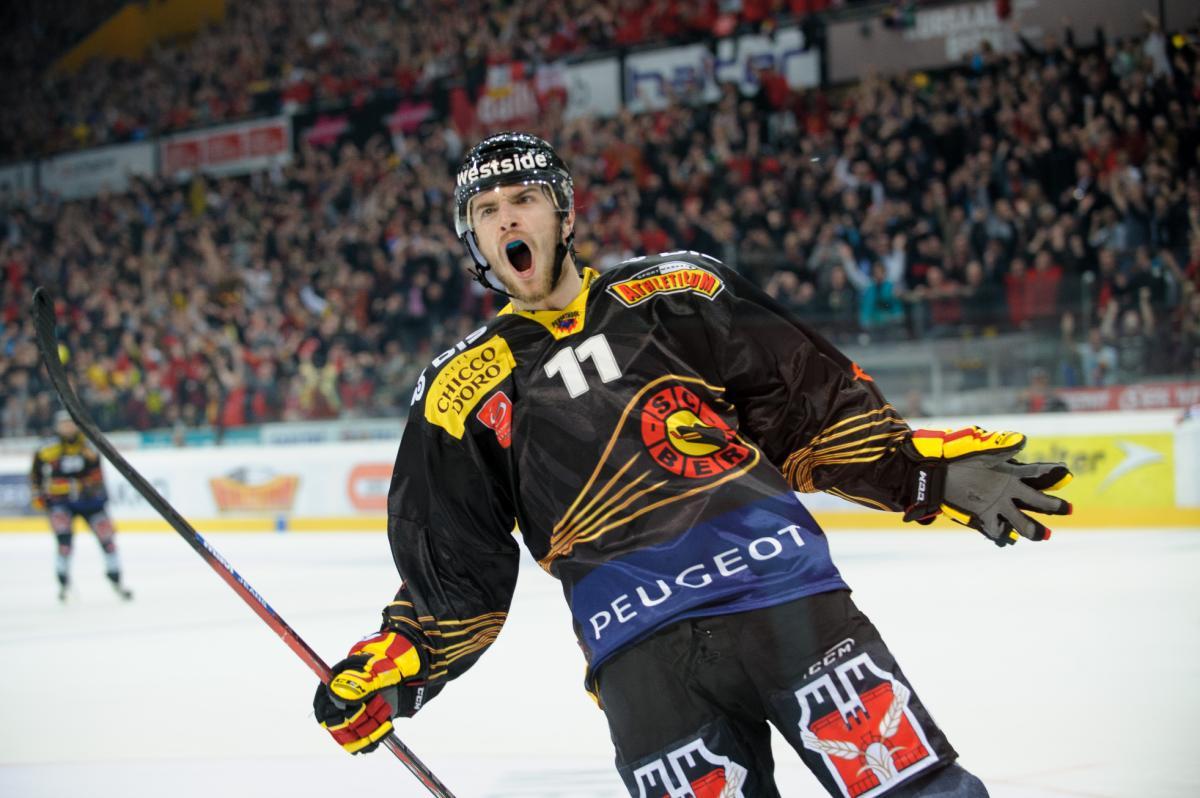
[465,230,515,298]
[467,213,578,300]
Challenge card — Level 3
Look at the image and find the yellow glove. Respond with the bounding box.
[903,427,1073,546]
[327,630,422,702]
[314,631,425,754]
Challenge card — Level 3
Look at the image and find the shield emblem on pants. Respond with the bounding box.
[795,652,937,798]
[632,737,747,798]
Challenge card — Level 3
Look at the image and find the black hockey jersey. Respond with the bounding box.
[31,435,108,509]
[385,253,916,701]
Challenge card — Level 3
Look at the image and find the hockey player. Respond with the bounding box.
[31,410,132,602]
[314,133,1073,797]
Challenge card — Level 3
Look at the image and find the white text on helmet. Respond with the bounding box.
[457,151,551,187]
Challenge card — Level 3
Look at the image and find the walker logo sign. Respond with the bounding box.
[209,467,300,513]
[607,263,725,307]
[162,117,291,178]
[631,738,747,798]
[795,652,938,797]
[1023,433,1173,508]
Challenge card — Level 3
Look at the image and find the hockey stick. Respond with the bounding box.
[31,287,457,798]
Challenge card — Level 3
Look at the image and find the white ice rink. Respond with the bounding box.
[1,527,1197,798]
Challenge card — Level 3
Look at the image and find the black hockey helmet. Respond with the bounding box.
[453,131,575,294]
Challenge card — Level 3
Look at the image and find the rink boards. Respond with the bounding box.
[2,410,1198,532]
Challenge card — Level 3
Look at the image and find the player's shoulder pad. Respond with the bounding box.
[408,323,515,440]
[599,250,728,308]
[35,441,63,460]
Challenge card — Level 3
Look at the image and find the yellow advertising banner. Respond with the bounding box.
[808,430,1197,529]
[1022,433,1174,509]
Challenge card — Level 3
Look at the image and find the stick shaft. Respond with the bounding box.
[31,287,456,798]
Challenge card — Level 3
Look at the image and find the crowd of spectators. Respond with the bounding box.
[0,0,837,160]
[2,8,1199,437]
[748,17,1200,387]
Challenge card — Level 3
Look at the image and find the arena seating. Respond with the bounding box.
[0,4,1196,436]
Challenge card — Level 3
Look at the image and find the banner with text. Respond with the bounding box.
[39,141,155,200]
[625,25,819,113]
[3,412,1195,531]
[0,161,36,202]
[161,116,291,179]
[565,57,621,120]
[1059,381,1200,413]
[102,441,393,520]
[293,96,435,154]
[0,474,35,517]
[475,62,544,128]
[826,0,1194,83]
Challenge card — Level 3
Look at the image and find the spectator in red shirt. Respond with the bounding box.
[1005,256,1033,329]
[1027,250,1064,326]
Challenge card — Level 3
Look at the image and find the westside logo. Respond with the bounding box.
[457,150,551,186]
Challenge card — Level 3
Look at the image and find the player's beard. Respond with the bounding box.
[496,237,566,308]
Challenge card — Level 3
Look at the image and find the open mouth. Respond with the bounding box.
[505,240,533,274]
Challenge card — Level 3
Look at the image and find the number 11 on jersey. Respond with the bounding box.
[544,334,622,398]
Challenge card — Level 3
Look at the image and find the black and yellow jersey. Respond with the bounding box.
[385,252,915,700]
[31,435,108,508]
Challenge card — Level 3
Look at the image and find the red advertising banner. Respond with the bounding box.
[1059,382,1200,413]
[476,62,541,128]
[161,116,291,178]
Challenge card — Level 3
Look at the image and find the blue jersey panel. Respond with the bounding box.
[569,492,847,670]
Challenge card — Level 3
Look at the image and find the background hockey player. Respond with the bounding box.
[313,133,1073,797]
[31,410,133,602]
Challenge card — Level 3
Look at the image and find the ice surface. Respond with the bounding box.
[1,526,1196,797]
